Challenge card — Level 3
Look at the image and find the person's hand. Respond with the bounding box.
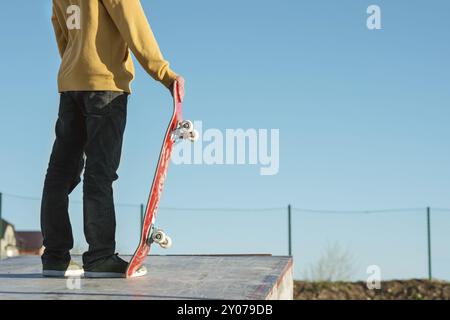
[171,76,185,102]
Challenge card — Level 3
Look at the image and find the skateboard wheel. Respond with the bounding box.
[181,120,194,133]
[152,229,167,244]
[188,129,199,142]
[160,236,172,249]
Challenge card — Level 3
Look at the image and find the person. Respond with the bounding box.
[41,0,184,278]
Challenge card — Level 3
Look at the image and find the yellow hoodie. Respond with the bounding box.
[51,0,177,93]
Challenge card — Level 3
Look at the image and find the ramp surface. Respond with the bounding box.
[0,255,293,300]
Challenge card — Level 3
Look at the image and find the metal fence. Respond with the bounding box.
[1,191,449,281]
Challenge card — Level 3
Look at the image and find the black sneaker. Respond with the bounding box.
[84,254,147,278]
[42,260,84,278]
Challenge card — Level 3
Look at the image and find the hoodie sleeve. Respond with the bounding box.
[102,0,178,89]
[51,4,68,58]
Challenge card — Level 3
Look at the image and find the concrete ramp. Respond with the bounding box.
[0,255,293,300]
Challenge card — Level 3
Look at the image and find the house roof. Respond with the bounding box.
[16,231,43,250]
[1,219,14,238]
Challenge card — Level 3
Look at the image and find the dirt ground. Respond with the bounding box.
[294,279,450,300]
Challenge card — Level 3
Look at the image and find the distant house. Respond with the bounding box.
[0,219,19,258]
[0,219,43,258]
[16,231,44,255]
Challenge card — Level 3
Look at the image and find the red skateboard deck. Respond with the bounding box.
[126,81,196,278]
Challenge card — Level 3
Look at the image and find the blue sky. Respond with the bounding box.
[0,1,449,281]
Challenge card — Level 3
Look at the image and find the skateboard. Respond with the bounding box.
[126,81,198,278]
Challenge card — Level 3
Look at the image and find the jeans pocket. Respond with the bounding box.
[85,92,112,116]
[85,92,127,117]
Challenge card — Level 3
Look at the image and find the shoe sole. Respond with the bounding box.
[43,269,84,278]
[84,271,126,278]
[85,267,148,279]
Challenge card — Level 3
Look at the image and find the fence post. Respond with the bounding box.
[427,206,432,280]
[140,204,144,231]
[288,204,292,256]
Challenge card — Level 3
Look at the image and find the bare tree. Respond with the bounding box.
[303,241,356,281]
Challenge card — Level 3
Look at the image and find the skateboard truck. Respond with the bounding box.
[173,120,199,141]
[147,224,172,249]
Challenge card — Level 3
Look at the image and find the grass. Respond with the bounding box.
[294,279,450,300]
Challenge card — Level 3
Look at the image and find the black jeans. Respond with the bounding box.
[41,91,128,267]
